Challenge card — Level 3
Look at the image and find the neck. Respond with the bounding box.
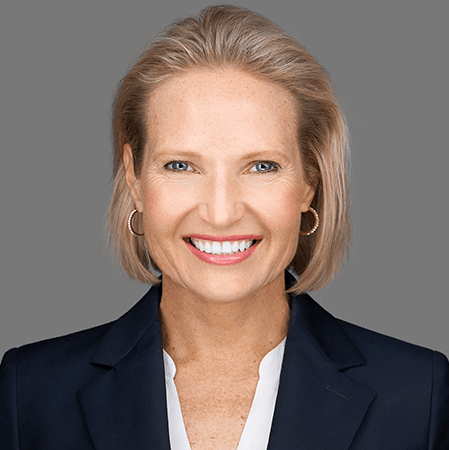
[159,272,290,369]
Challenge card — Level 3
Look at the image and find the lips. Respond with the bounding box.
[183,235,262,265]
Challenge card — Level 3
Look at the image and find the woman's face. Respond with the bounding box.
[124,68,315,304]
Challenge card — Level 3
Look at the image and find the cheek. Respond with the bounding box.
[254,181,303,237]
[141,176,195,235]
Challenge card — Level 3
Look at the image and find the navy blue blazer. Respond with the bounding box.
[1,271,448,449]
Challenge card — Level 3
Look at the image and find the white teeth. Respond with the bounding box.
[222,241,232,253]
[190,238,256,255]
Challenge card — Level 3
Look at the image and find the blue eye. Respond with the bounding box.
[250,161,279,173]
[165,161,193,172]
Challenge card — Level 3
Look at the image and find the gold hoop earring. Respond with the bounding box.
[128,209,144,237]
[299,207,319,236]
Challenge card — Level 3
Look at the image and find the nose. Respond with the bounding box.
[197,170,245,229]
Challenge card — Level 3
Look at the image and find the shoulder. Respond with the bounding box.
[337,317,447,365]
[335,317,449,398]
[333,318,449,446]
[0,320,119,442]
[0,320,115,385]
[294,291,448,376]
[1,284,161,393]
[1,284,161,376]
[294,290,449,401]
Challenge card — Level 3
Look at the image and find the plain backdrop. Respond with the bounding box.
[1,0,448,359]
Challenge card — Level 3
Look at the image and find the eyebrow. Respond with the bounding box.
[152,150,203,160]
[241,150,291,161]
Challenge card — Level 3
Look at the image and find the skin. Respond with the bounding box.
[124,68,316,449]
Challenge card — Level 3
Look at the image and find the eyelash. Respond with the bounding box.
[164,161,280,174]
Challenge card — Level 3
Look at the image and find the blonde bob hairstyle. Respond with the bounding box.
[107,4,351,295]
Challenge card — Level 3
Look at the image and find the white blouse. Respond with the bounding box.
[163,338,286,449]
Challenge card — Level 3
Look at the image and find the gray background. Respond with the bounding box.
[1,0,448,358]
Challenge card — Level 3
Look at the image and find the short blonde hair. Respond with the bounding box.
[107,4,351,294]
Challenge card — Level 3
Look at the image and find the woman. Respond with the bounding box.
[1,4,448,449]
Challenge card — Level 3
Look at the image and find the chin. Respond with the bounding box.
[185,273,265,304]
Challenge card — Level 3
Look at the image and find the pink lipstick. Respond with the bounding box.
[184,237,261,265]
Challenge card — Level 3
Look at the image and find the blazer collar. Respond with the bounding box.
[77,282,171,450]
[78,271,375,450]
[267,271,376,449]
[284,269,365,370]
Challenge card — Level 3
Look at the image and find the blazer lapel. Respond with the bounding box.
[77,283,171,450]
[268,272,376,449]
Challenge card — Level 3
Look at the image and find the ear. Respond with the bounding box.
[300,180,317,213]
[123,144,143,212]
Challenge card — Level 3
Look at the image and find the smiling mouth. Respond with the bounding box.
[183,237,262,255]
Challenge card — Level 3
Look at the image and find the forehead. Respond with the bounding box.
[146,68,299,155]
